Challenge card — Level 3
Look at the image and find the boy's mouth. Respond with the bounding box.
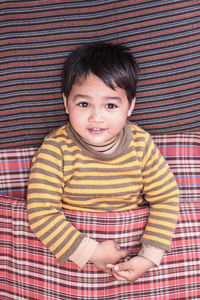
[88,128,105,134]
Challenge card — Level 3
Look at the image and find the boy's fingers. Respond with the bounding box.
[114,243,128,258]
[105,264,129,281]
[121,250,128,258]
[106,263,114,269]
[114,261,129,272]
[115,243,120,250]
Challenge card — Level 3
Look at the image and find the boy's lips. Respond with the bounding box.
[88,128,105,134]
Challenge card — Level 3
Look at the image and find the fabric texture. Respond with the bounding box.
[27,122,179,264]
[1,132,199,203]
[153,132,200,203]
[0,147,38,199]
[0,0,200,148]
[0,132,199,299]
[0,195,200,300]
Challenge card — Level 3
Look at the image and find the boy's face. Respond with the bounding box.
[63,73,135,147]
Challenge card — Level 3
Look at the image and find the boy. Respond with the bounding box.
[27,42,179,283]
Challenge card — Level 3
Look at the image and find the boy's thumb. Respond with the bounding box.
[121,250,128,258]
[115,243,128,258]
[114,261,128,272]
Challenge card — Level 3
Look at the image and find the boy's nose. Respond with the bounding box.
[89,107,104,122]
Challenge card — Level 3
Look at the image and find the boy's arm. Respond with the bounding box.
[106,133,179,282]
[69,237,99,268]
[140,134,179,255]
[27,138,98,266]
[138,244,165,267]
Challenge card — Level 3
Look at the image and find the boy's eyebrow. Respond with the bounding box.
[104,96,122,102]
[73,94,122,102]
[73,94,91,100]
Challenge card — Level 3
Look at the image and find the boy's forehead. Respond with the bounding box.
[72,73,118,92]
[70,76,126,98]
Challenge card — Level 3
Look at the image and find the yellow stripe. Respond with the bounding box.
[28,193,61,200]
[29,215,53,230]
[62,144,81,152]
[32,162,61,176]
[62,202,138,212]
[43,221,69,245]
[149,218,177,229]
[150,210,178,220]
[28,182,62,193]
[28,209,58,220]
[46,125,66,137]
[66,160,139,170]
[65,184,142,194]
[142,159,166,177]
[63,161,140,173]
[30,172,62,184]
[144,173,175,190]
[153,204,179,212]
[150,195,179,204]
[157,197,179,204]
[146,152,164,168]
[42,144,62,157]
[142,142,154,167]
[28,202,61,210]
[142,233,171,246]
[35,215,64,238]
[146,186,178,198]
[64,196,134,206]
[63,150,137,164]
[50,226,75,252]
[68,178,142,185]
[145,226,173,237]
[55,231,80,258]
[107,151,139,164]
[73,170,141,177]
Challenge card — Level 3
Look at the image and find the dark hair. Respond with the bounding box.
[62,41,140,104]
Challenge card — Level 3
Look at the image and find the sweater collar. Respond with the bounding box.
[66,121,133,161]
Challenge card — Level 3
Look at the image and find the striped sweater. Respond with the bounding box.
[27,122,179,265]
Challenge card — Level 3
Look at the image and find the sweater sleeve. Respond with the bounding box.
[140,134,179,252]
[27,137,96,265]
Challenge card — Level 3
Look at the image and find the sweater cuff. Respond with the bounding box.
[138,244,165,267]
[69,237,99,268]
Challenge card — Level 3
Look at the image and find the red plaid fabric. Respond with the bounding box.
[0,195,200,300]
[0,147,37,199]
[153,132,200,203]
[0,132,200,298]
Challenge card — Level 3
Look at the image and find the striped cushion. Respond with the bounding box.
[0,196,199,299]
[1,132,199,203]
[0,1,199,148]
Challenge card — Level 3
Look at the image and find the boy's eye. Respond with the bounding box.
[106,103,117,109]
[78,102,89,107]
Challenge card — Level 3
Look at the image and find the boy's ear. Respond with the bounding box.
[63,94,69,114]
[127,97,136,117]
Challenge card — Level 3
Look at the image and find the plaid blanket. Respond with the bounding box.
[0,196,200,300]
[0,147,37,200]
[0,132,200,299]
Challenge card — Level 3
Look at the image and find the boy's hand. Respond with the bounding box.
[89,240,128,274]
[106,256,155,281]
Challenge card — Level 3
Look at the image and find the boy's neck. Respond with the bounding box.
[84,137,117,153]
[84,133,122,154]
